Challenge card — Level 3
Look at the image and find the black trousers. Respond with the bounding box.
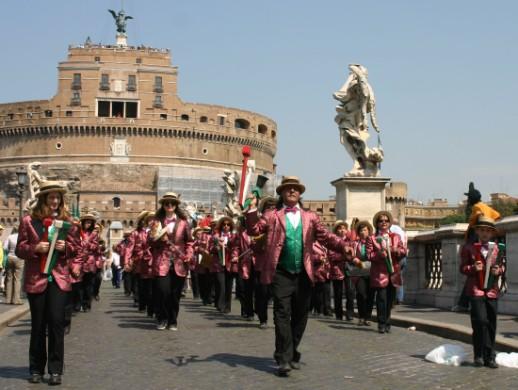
[123,271,133,296]
[225,271,239,312]
[255,271,270,324]
[344,276,355,317]
[312,280,331,315]
[93,269,102,297]
[271,269,312,365]
[355,276,373,320]
[213,271,226,312]
[190,271,200,299]
[470,297,498,361]
[198,272,213,305]
[373,283,396,329]
[239,274,255,317]
[332,279,345,319]
[156,272,185,326]
[27,282,68,375]
[138,277,153,316]
[81,272,95,310]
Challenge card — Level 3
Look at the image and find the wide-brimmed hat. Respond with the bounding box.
[35,181,67,197]
[216,216,234,231]
[192,226,207,238]
[137,210,155,222]
[333,220,349,234]
[80,211,98,222]
[259,196,277,212]
[276,176,306,195]
[158,192,181,205]
[355,220,374,235]
[373,210,393,226]
[474,215,496,230]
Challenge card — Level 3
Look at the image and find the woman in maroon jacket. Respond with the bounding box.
[209,216,239,314]
[15,181,81,385]
[367,211,406,334]
[78,212,101,312]
[149,193,193,331]
[327,220,350,320]
[126,211,155,317]
[192,227,213,306]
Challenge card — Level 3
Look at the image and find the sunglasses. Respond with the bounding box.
[378,219,390,223]
[163,202,176,206]
[222,223,231,227]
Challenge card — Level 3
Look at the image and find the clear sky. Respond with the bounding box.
[1,0,517,204]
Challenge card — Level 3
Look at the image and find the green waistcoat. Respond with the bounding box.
[278,216,303,273]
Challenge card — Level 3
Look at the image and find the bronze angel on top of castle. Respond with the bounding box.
[108,9,133,34]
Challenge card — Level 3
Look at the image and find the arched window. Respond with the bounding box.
[181,114,189,121]
[200,116,208,123]
[234,118,250,129]
[258,124,268,134]
[112,197,121,209]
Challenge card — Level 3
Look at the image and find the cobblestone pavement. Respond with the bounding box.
[0,285,516,389]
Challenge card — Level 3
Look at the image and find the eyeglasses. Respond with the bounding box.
[222,223,231,227]
[163,202,175,206]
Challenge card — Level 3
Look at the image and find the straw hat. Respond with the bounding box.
[259,196,277,212]
[474,215,496,230]
[333,220,349,233]
[137,210,155,223]
[276,176,305,195]
[158,192,181,205]
[355,220,374,235]
[35,181,67,197]
[80,211,98,222]
[373,210,393,226]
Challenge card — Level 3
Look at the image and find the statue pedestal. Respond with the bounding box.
[116,34,127,47]
[331,176,391,223]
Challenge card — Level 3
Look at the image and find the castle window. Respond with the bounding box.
[100,74,110,91]
[95,56,101,62]
[153,95,163,108]
[26,112,33,119]
[65,111,73,117]
[153,76,163,93]
[70,92,81,106]
[72,73,81,90]
[127,75,137,91]
[7,113,14,120]
[112,197,121,209]
[234,118,250,129]
[200,116,208,123]
[44,110,53,118]
[181,114,189,121]
[258,124,268,134]
[126,102,138,118]
[218,115,226,126]
[112,101,124,118]
[160,114,167,120]
[98,101,110,117]
[136,58,142,64]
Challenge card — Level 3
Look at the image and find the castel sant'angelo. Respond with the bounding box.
[0,10,277,230]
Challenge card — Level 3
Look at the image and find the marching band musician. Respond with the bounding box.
[150,192,193,331]
[192,226,213,306]
[460,216,503,368]
[16,181,81,385]
[310,241,331,317]
[327,220,351,321]
[245,176,353,376]
[78,211,101,313]
[367,211,407,334]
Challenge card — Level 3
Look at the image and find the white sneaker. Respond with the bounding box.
[168,324,178,331]
[156,321,167,330]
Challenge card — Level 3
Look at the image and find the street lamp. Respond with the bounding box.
[15,168,27,223]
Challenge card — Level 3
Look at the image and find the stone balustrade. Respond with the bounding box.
[405,216,518,315]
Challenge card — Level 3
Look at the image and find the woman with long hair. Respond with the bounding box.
[15,181,81,385]
[78,212,101,312]
[150,193,193,331]
[367,211,406,334]
[126,211,155,317]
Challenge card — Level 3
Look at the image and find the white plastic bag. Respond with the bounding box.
[496,352,518,368]
[425,344,468,366]
[103,268,113,281]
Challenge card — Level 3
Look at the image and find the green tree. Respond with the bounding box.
[491,199,518,218]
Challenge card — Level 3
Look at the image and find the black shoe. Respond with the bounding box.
[289,361,301,370]
[385,325,391,333]
[28,373,42,384]
[378,327,386,334]
[345,315,353,321]
[94,295,100,301]
[64,324,71,335]
[484,360,498,369]
[48,373,62,386]
[474,357,484,367]
[277,363,291,377]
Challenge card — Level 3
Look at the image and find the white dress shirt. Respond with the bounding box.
[284,204,301,229]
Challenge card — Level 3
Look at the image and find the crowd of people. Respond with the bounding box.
[6,176,507,384]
